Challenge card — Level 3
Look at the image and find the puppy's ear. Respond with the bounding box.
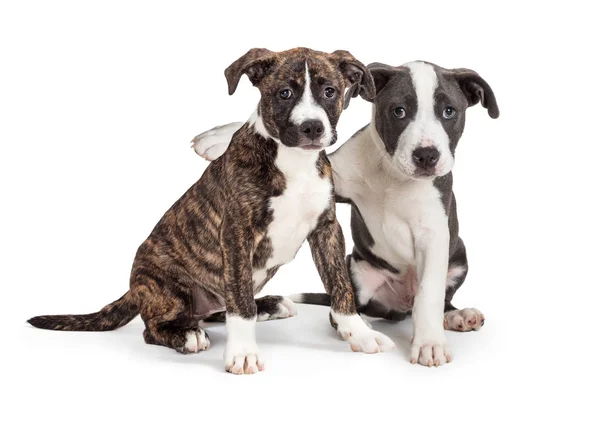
[452,68,499,119]
[367,62,397,97]
[225,48,276,95]
[330,50,376,107]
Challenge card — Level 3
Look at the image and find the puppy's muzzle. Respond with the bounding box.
[298,120,325,150]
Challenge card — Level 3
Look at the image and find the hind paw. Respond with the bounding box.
[178,329,210,354]
[257,297,297,321]
[444,308,485,332]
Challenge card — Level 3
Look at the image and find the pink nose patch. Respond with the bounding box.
[420,139,434,147]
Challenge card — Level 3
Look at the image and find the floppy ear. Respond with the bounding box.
[366,62,398,98]
[224,48,276,95]
[452,68,499,118]
[330,50,376,108]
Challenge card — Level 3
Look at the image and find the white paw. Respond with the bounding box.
[444,307,485,331]
[410,333,452,367]
[332,312,396,353]
[224,343,264,375]
[181,329,210,353]
[257,297,298,321]
[191,122,242,160]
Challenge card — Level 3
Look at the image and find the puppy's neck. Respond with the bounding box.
[248,108,320,172]
[248,109,279,144]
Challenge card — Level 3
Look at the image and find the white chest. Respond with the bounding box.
[333,138,446,270]
[252,147,332,287]
[369,181,445,268]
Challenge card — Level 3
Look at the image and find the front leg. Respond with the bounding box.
[308,214,395,353]
[221,213,263,375]
[411,224,452,367]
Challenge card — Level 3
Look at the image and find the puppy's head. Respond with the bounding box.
[225,48,375,151]
[367,61,499,178]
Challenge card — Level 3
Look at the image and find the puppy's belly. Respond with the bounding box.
[352,258,418,312]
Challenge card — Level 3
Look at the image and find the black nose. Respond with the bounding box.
[412,147,440,169]
[300,120,324,141]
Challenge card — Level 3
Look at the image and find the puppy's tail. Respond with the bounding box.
[27,291,139,331]
[288,293,331,306]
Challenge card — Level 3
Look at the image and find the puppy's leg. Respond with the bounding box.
[221,213,263,375]
[134,278,210,354]
[191,122,243,161]
[443,239,485,332]
[410,225,452,367]
[203,295,297,323]
[308,216,395,353]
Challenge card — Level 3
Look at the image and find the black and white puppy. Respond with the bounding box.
[192,61,499,367]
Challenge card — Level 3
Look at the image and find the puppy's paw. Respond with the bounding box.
[410,333,451,367]
[444,308,485,332]
[257,297,298,321]
[179,329,210,354]
[224,342,264,375]
[191,122,243,161]
[332,312,396,353]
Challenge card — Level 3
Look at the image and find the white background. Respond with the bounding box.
[1,1,598,427]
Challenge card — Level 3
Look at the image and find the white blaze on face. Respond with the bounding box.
[289,62,334,145]
[395,61,454,177]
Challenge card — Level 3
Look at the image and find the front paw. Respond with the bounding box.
[333,312,396,353]
[410,334,452,367]
[224,342,264,375]
[191,122,242,161]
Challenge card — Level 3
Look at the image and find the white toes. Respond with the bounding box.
[410,341,451,367]
[224,316,263,374]
[257,297,298,321]
[444,307,485,332]
[279,297,298,317]
[191,122,243,160]
[332,312,396,354]
[410,328,451,367]
[183,330,210,353]
[225,352,264,375]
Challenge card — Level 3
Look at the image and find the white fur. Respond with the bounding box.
[331,312,396,353]
[446,265,467,287]
[289,62,334,145]
[191,122,243,161]
[252,143,332,289]
[182,329,210,353]
[257,297,298,321]
[444,307,484,331]
[392,62,454,178]
[248,109,280,142]
[224,315,263,374]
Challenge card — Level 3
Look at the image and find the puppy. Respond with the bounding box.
[28,48,395,374]
[192,60,499,367]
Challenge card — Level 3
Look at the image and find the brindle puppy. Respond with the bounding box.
[28,48,395,374]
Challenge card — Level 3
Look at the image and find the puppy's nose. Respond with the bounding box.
[300,120,324,141]
[412,147,440,169]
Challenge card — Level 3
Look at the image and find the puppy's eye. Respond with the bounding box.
[279,89,293,100]
[443,106,456,119]
[393,107,406,118]
[324,87,336,98]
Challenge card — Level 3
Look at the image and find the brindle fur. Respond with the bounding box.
[28,47,375,355]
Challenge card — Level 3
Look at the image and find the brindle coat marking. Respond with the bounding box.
[28,48,393,372]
